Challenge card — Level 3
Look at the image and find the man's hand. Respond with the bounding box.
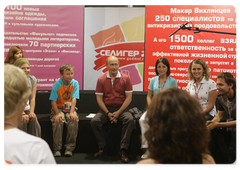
[112,111,119,119]
[206,120,217,130]
[54,113,63,123]
[69,112,78,122]
[21,114,29,124]
[108,112,117,123]
[29,112,37,121]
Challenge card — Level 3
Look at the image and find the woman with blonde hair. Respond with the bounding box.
[4,46,24,64]
[187,59,217,120]
[4,65,55,164]
[137,87,215,164]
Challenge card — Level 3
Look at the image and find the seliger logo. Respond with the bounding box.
[90,15,145,86]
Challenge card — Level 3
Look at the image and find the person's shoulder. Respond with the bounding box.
[149,76,158,84]
[6,128,46,144]
[187,79,194,85]
[28,75,36,79]
[136,158,158,164]
[28,75,37,83]
[52,78,62,87]
[71,79,79,85]
[98,72,107,79]
[96,73,108,84]
[151,76,158,80]
[50,79,64,97]
[202,154,216,164]
[207,78,216,84]
[120,72,130,78]
[168,76,177,81]
[53,78,61,84]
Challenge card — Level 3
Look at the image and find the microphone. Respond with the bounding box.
[180,21,189,28]
[169,22,189,38]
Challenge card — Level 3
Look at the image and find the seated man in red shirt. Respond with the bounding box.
[90,56,134,163]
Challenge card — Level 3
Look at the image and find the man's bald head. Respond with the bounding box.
[106,56,119,65]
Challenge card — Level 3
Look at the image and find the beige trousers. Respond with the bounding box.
[50,108,79,152]
[18,110,41,137]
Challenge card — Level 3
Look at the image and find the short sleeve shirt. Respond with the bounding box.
[148,76,177,95]
[24,75,37,111]
[95,71,133,107]
[27,75,37,90]
[187,76,217,117]
[217,93,236,120]
[49,78,79,107]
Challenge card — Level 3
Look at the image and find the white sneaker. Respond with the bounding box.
[54,151,61,157]
[64,150,73,157]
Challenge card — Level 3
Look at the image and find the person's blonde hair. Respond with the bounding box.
[4,65,31,120]
[187,59,210,81]
[59,64,74,75]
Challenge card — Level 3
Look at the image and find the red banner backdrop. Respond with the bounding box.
[144,5,236,91]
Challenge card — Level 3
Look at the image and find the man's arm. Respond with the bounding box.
[206,110,236,130]
[212,110,224,122]
[215,120,236,128]
[96,94,108,114]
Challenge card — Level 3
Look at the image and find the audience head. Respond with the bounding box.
[14,58,30,76]
[4,46,24,64]
[216,72,236,93]
[145,87,210,163]
[188,59,210,81]
[155,57,170,76]
[4,65,31,121]
[59,64,74,75]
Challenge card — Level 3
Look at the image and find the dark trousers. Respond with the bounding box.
[209,127,236,164]
[90,107,134,150]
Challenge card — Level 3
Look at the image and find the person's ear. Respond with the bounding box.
[20,99,28,110]
[16,99,28,117]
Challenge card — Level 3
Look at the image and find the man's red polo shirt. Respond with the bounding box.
[95,71,133,107]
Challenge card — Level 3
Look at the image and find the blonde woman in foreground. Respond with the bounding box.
[137,87,215,164]
[4,65,55,164]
